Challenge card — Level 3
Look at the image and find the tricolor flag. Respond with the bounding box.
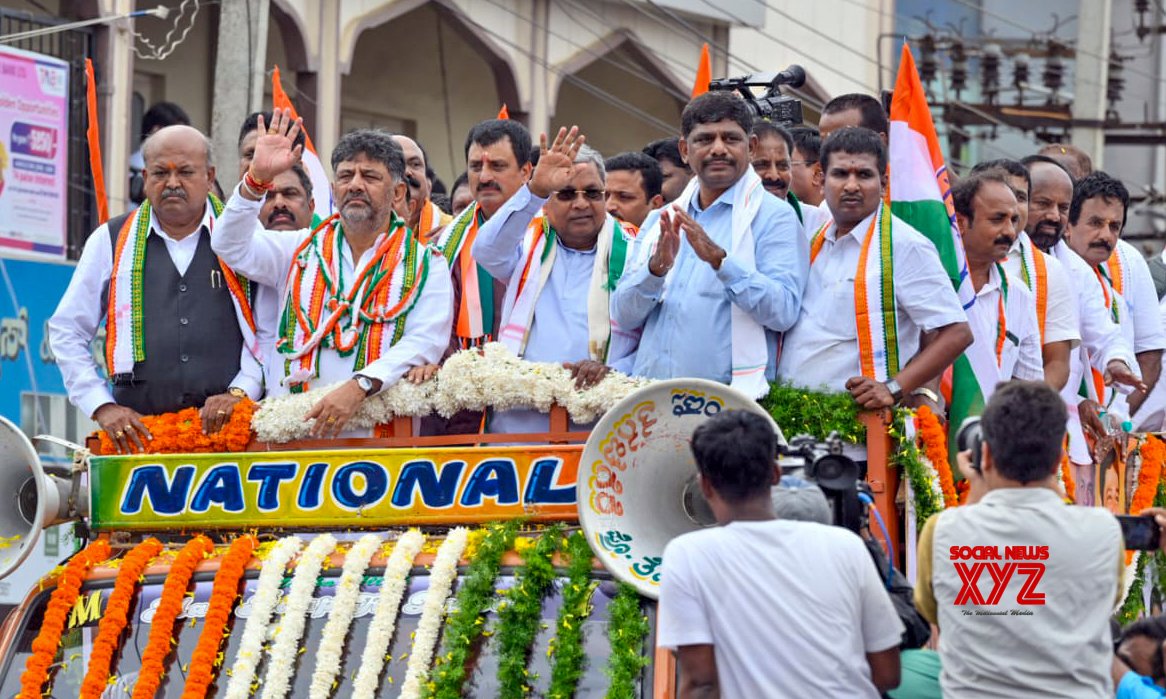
[271,66,332,222]
[84,58,109,223]
[691,43,711,98]
[889,43,994,461]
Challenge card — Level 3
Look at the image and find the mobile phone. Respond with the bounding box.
[1117,514,1162,551]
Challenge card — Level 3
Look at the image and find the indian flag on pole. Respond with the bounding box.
[889,42,995,461]
[272,65,333,223]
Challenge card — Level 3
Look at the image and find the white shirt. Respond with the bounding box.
[658,519,904,699]
[1002,233,1080,348]
[777,209,967,392]
[211,185,453,402]
[966,265,1043,383]
[47,206,266,419]
[1116,239,1166,355]
[798,199,833,241]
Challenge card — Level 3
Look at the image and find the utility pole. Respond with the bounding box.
[210,0,269,192]
[1071,0,1113,168]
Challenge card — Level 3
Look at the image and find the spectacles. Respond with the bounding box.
[554,188,605,202]
[790,160,817,167]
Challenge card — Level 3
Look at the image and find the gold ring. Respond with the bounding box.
[216,410,227,415]
[114,430,124,437]
[268,128,278,134]
[326,417,337,423]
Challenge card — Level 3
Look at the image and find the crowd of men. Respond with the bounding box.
[45,86,1166,697]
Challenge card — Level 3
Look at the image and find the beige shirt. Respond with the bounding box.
[916,487,1122,698]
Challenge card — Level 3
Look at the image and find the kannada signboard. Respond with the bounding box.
[89,445,582,531]
[0,45,69,258]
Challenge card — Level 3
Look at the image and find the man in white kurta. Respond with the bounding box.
[472,132,636,435]
[951,171,1043,386]
[776,128,971,411]
[212,113,452,437]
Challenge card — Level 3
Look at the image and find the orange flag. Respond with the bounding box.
[497,104,510,120]
[271,65,316,155]
[691,43,711,98]
[84,58,108,223]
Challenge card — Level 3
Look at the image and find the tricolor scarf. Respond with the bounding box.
[498,214,632,362]
[809,201,899,382]
[635,169,770,398]
[416,198,446,244]
[436,202,497,348]
[105,195,260,375]
[276,213,430,392]
[1015,236,1049,344]
[1101,242,1137,322]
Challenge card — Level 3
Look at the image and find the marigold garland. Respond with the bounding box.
[80,538,163,698]
[1132,435,1166,515]
[890,409,944,529]
[548,532,598,699]
[1060,453,1076,503]
[132,535,214,699]
[603,583,650,699]
[96,399,256,455]
[18,539,112,699]
[1118,480,1166,623]
[426,520,520,698]
[915,406,957,508]
[181,535,257,699]
[496,526,563,698]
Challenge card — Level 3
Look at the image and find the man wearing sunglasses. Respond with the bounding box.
[472,127,638,434]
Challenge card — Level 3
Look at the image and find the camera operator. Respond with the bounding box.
[914,380,1123,698]
[658,410,904,698]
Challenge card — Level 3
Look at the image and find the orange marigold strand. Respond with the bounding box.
[915,406,958,508]
[1132,435,1166,515]
[181,535,256,699]
[132,535,215,699]
[98,400,255,455]
[79,538,163,699]
[1060,452,1075,503]
[18,539,112,699]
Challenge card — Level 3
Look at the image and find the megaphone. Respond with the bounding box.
[577,379,782,599]
[0,416,88,580]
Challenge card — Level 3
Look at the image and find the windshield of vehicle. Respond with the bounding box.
[0,567,653,698]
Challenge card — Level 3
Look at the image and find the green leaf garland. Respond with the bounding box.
[547,531,599,699]
[603,583,650,699]
[890,408,943,530]
[759,382,864,444]
[1118,481,1166,624]
[425,520,520,699]
[495,525,564,699]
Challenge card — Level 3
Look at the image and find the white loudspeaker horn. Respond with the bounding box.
[0,416,88,581]
[577,379,782,599]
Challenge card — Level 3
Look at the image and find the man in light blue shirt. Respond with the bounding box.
[611,92,808,390]
[472,128,638,434]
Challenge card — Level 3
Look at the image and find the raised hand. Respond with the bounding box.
[649,209,681,277]
[670,205,726,270]
[530,126,585,199]
[1104,359,1147,393]
[248,108,304,185]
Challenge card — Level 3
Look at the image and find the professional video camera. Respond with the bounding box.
[708,66,806,127]
[778,432,869,534]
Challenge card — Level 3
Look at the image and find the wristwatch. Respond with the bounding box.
[883,379,904,403]
[228,387,247,399]
[354,374,377,397]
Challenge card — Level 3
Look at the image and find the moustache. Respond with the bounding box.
[267,208,294,224]
[342,193,371,206]
[476,182,501,193]
[1089,240,1113,252]
[994,235,1014,246]
[703,158,734,169]
[161,188,186,200]
[761,178,786,189]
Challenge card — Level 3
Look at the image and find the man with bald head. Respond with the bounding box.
[393,134,451,242]
[49,125,265,453]
[1021,154,1141,492]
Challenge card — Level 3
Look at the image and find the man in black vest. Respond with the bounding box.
[49,125,263,453]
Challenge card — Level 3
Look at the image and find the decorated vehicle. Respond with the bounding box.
[0,342,937,699]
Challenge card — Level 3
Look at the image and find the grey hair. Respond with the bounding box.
[141,126,214,168]
[574,144,605,182]
[332,129,406,183]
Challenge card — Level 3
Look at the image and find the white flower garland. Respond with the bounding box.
[252,343,653,443]
[308,533,383,699]
[223,535,304,699]
[351,529,425,699]
[399,528,469,699]
[259,533,338,699]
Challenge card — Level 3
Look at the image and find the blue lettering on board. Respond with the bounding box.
[391,460,466,509]
[121,464,196,516]
[460,459,520,507]
[189,464,246,513]
[524,458,576,504]
[298,462,328,510]
[247,462,297,511]
[332,461,389,510]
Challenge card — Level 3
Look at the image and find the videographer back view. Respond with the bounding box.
[915,381,1123,698]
